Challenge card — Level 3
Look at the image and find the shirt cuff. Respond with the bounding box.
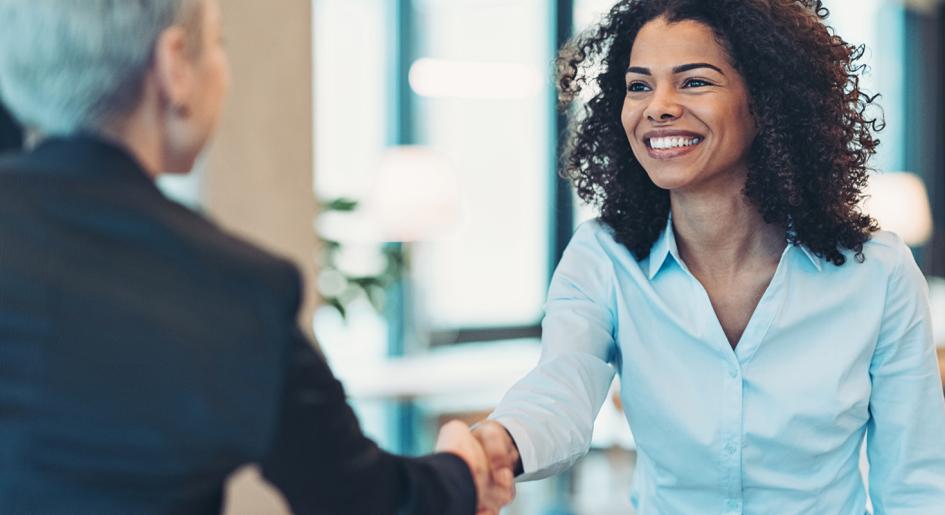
[488,414,538,481]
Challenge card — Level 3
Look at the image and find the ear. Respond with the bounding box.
[152,26,195,112]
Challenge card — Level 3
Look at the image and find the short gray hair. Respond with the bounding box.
[0,0,203,135]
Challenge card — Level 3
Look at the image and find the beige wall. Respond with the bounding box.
[208,2,314,513]
[204,0,319,337]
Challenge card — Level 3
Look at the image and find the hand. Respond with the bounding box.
[471,420,521,478]
[436,420,515,514]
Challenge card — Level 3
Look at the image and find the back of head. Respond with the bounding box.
[0,0,202,136]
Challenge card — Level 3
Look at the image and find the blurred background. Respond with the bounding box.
[3,0,940,513]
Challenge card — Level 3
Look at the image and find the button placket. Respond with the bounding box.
[720,357,744,512]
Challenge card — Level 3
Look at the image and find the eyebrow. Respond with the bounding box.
[626,62,725,75]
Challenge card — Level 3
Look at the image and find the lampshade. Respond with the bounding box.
[862,172,934,246]
[363,146,461,242]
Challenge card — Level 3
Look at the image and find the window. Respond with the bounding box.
[409,0,554,332]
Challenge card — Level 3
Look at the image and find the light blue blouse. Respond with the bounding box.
[490,218,945,515]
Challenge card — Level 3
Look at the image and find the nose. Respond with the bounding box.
[643,87,683,122]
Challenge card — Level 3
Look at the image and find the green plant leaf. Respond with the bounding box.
[321,198,359,212]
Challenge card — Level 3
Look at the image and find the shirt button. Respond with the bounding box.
[725,443,737,455]
[726,499,740,512]
[728,368,738,378]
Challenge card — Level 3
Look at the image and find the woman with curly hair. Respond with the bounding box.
[472,0,945,513]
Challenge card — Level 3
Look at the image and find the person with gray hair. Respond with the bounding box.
[0,1,514,514]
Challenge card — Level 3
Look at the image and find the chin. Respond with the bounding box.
[642,166,695,191]
[164,153,200,174]
[170,139,211,174]
[161,167,196,176]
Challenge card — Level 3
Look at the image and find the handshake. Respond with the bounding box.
[435,420,523,514]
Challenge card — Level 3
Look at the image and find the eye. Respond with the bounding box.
[682,78,712,88]
[626,81,650,93]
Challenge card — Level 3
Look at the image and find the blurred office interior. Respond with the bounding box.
[3,0,938,514]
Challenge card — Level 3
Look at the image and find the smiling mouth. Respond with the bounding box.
[644,135,704,159]
[646,135,703,150]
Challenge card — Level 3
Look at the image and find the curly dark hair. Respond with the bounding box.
[558,0,882,265]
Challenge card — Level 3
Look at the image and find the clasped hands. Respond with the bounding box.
[435,420,522,514]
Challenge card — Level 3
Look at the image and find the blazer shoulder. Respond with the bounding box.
[162,204,304,304]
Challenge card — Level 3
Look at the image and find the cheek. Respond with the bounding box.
[219,52,231,92]
[193,55,228,129]
[201,55,229,121]
[707,103,756,166]
[206,52,227,96]
[702,100,753,145]
[731,111,756,154]
[732,96,756,141]
[742,112,757,145]
[621,102,650,163]
[621,100,640,139]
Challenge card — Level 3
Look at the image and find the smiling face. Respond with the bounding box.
[621,17,756,194]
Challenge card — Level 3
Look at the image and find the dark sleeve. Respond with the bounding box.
[260,326,477,515]
[0,102,22,153]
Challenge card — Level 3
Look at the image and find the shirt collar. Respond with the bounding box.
[647,213,681,280]
[26,133,157,188]
[793,243,823,272]
[647,212,823,279]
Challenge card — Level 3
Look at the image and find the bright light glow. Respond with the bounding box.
[364,146,461,242]
[862,171,933,246]
[409,58,544,99]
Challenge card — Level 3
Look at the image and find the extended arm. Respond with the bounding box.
[487,223,619,480]
[261,333,479,515]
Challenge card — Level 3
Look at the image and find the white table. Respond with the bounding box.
[331,340,636,450]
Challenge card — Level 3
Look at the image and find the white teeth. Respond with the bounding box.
[649,136,702,149]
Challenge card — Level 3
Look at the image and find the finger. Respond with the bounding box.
[476,426,515,470]
[434,420,465,451]
[465,446,488,480]
[485,443,511,470]
[479,469,515,510]
[494,467,514,489]
[436,420,492,500]
[493,467,516,504]
[494,426,519,466]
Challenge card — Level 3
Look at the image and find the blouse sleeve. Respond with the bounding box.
[489,222,619,480]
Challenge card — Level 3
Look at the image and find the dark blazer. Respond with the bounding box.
[0,102,21,153]
[0,136,475,515]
